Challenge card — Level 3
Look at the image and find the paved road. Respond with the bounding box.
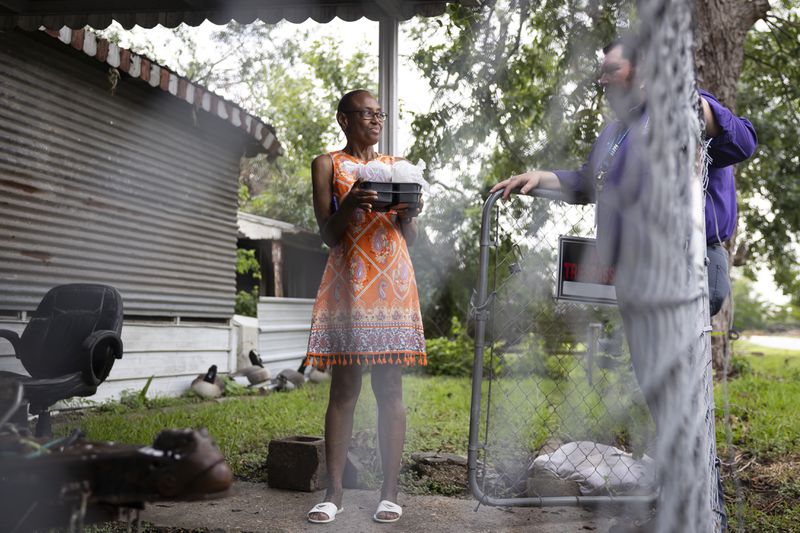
[745,335,800,351]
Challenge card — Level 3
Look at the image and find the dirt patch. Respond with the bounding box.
[403,452,470,496]
[726,456,800,518]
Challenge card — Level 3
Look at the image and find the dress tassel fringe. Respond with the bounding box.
[305,352,426,368]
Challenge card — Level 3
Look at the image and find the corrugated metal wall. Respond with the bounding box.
[0,30,245,318]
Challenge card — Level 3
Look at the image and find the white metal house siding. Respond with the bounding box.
[0,30,241,318]
[92,321,235,401]
[257,297,315,374]
[0,318,235,401]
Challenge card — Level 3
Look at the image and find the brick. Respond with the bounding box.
[266,435,326,492]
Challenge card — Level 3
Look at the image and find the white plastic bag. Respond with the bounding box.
[360,159,393,182]
[531,441,654,495]
[391,160,430,193]
[339,158,430,192]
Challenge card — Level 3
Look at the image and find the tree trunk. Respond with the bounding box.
[693,0,770,374]
[694,0,770,109]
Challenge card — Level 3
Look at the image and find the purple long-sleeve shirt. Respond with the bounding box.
[554,90,757,244]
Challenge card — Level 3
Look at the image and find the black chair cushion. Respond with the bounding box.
[18,284,123,379]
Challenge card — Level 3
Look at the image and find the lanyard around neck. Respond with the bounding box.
[593,124,629,229]
[595,124,630,190]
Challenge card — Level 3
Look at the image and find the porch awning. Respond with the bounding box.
[0,1,479,30]
[238,211,315,241]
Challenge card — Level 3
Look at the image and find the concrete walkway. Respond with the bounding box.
[141,482,620,532]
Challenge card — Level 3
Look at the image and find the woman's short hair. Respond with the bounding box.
[337,89,373,113]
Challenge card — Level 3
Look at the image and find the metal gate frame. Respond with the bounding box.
[467,188,659,507]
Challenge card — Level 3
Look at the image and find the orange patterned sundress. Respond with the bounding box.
[305,151,426,367]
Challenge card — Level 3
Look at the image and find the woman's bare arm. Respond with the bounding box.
[311,154,377,247]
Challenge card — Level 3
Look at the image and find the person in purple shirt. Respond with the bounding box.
[492,37,757,531]
[491,38,757,317]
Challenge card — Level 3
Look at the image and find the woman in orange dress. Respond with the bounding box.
[305,90,426,524]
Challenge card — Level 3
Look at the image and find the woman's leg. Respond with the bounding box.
[308,364,362,521]
[371,364,405,519]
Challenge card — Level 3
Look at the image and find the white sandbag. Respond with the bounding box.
[531,441,655,495]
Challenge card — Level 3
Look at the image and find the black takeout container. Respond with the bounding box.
[392,182,422,209]
[357,181,393,211]
[357,181,423,212]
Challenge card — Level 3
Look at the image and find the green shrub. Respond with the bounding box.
[728,355,753,378]
[235,287,259,317]
[425,337,469,376]
[235,248,261,317]
[425,317,502,377]
[541,354,574,381]
[504,332,573,381]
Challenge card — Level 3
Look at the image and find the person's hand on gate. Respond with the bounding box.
[491,170,560,200]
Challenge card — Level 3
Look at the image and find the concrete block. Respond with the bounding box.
[266,435,326,492]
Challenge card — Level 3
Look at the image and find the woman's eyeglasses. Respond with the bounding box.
[343,109,388,121]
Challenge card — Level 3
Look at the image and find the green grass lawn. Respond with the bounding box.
[55,375,476,482]
[715,339,800,532]
[51,338,800,531]
[55,365,651,480]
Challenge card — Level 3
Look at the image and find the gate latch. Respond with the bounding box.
[469,290,496,322]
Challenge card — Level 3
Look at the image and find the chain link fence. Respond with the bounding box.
[467,189,658,507]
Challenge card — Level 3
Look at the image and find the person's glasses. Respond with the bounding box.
[344,109,388,121]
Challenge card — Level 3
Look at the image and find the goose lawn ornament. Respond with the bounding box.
[241,350,271,385]
[191,365,224,399]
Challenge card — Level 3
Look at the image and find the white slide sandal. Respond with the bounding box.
[373,499,403,523]
[307,502,343,524]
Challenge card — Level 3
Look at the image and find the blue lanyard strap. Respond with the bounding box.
[595,124,630,189]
